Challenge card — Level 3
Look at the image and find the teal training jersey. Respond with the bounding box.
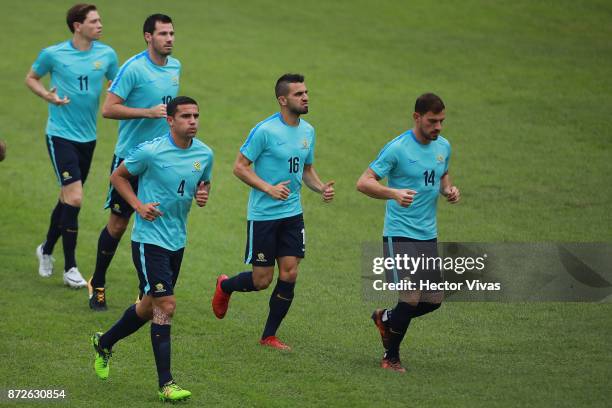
[124,133,214,251]
[109,51,181,157]
[240,113,315,221]
[32,40,118,142]
[369,130,451,240]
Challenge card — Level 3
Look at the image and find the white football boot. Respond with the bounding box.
[63,267,87,288]
[36,244,55,278]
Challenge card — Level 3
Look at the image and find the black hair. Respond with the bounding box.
[414,93,445,114]
[275,73,305,98]
[167,96,198,117]
[143,13,172,35]
[66,3,97,33]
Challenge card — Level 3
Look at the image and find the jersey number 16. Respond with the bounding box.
[288,157,300,173]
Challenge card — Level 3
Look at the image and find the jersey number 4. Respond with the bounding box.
[177,179,186,196]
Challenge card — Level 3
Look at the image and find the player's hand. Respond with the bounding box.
[0,139,6,162]
[136,202,163,221]
[321,180,335,203]
[444,186,460,203]
[148,104,167,118]
[394,189,417,207]
[196,182,209,207]
[46,87,70,105]
[266,181,291,200]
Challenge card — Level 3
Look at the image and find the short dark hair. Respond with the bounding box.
[167,96,198,117]
[275,73,305,98]
[143,14,173,35]
[66,3,97,33]
[414,93,445,115]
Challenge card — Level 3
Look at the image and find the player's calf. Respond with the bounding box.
[151,301,175,391]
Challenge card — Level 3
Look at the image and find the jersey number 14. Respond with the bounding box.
[423,170,435,186]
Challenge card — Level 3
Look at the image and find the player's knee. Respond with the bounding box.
[107,217,128,237]
[279,268,298,283]
[61,183,83,207]
[154,299,176,319]
[254,274,273,290]
[63,193,82,207]
[136,301,153,320]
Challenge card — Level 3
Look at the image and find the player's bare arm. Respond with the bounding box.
[233,152,290,200]
[302,164,335,202]
[25,69,70,105]
[439,172,460,203]
[356,168,416,207]
[102,91,167,120]
[110,163,162,221]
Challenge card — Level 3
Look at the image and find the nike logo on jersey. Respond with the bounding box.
[276,141,287,146]
[406,159,418,165]
[161,164,176,168]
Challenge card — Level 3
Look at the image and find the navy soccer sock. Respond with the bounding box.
[384,302,418,360]
[221,271,256,294]
[60,203,80,270]
[99,304,148,350]
[262,280,295,339]
[90,227,121,288]
[42,201,64,255]
[151,323,173,387]
[412,302,441,318]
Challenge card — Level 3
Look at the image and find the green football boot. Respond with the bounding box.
[91,332,112,380]
[158,381,192,402]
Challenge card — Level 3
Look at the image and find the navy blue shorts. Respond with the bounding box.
[382,237,442,287]
[244,213,305,267]
[132,241,184,298]
[46,135,96,186]
[104,155,138,218]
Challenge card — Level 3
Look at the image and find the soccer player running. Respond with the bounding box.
[212,73,335,351]
[356,93,460,372]
[91,96,212,402]
[26,4,118,288]
[87,14,181,311]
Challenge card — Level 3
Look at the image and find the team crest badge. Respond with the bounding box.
[257,253,267,262]
[172,76,179,85]
[62,171,71,180]
[93,61,102,70]
[437,154,444,163]
[113,203,121,213]
[155,283,166,293]
[193,161,201,171]
[302,139,309,149]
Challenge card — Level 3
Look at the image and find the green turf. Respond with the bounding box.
[1,0,611,406]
